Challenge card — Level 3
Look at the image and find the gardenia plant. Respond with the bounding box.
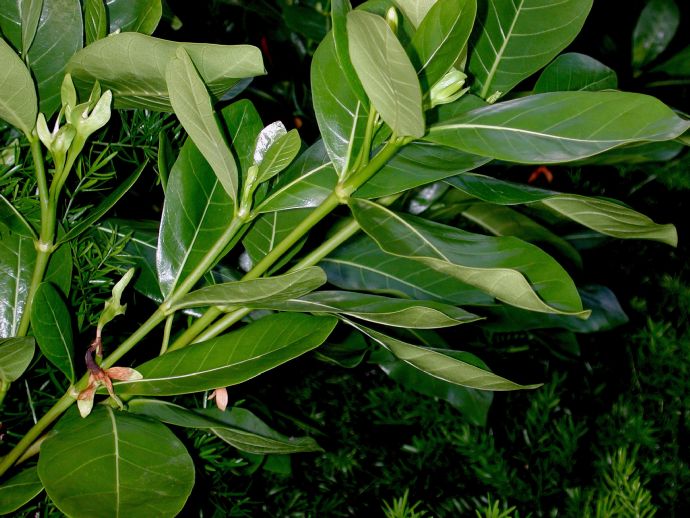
[0,0,687,515]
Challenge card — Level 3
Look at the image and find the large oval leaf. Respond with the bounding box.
[410,0,476,91]
[632,0,679,70]
[349,198,587,316]
[347,10,424,138]
[0,225,35,337]
[167,47,238,202]
[246,290,481,328]
[129,399,321,454]
[106,0,162,34]
[350,320,540,390]
[170,267,327,312]
[448,173,678,246]
[312,32,370,177]
[38,406,194,518]
[0,466,43,515]
[30,282,75,383]
[394,0,437,28]
[533,53,618,93]
[321,234,493,305]
[0,38,37,136]
[117,313,337,396]
[426,91,690,164]
[157,138,234,298]
[0,337,35,382]
[468,0,592,99]
[66,33,264,111]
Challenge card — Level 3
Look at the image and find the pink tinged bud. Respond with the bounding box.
[77,384,97,418]
[208,387,229,411]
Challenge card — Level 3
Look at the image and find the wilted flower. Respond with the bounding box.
[207,387,228,411]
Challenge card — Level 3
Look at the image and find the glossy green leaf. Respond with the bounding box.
[242,209,312,270]
[19,0,43,57]
[30,283,75,383]
[468,0,592,99]
[58,164,144,245]
[394,0,437,27]
[426,91,690,164]
[534,53,618,93]
[39,406,194,518]
[348,10,424,137]
[0,38,37,136]
[157,138,234,298]
[350,321,540,390]
[411,0,476,91]
[448,173,678,246]
[84,0,107,45]
[652,44,690,77]
[221,99,264,183]
[257,129,301,184]
[371,347,492,426]
[574,140,684,165]
[167,47,238,202]
[312,33,370,177]
[67,33,264,111]
[247,290,481,328]
[482,284,628,333]
[0,194,35,238]
[129,399,322,454]
[117,313,337,396]
[0,466,43,514]
[462,202,583,268]
[256,140,337,213]
[331,0,368,103]
[44,240,72,298]
[354,141,489,198]
[0,225,35,337]
[106,0,162,34]
[632,0,679,70]
[321,234,493,305]
[170,267,327,312]
[350,198,587,316]
[0,337,34,382]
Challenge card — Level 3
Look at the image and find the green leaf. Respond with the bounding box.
[468,0,592,99]
[311,33,370,177]
[84,0,107,45]
[44,240,72,297]
[632,0,679,70]
[117,313,338,396]
[347,10,424,137]
[410,0,476,91]
[257,129,301,184]
[331,0,368,103]
[354,141,489,198]
[0,194,36,238]
[0,225,35,337]
[462,202,583,268]
[321,234,493,305]
[533,53,618,93]
[67,33,265,111]
[38,406,194,518]
[426,91,690,163]
[350,198,587,316]
[20,0,43,57]
[246,290,481,328]
[243,209,311,268]
[351,321,540,390]
[0,466,43,515]
[57,164,144,245]
[106,0,162,34]
[371,347,492,426]
[448,173,678,246]
[30,283,75,383]
[255,140,337,213]
[394,0,437,27]
[128,399,322,454]
[157,138,234,298]
[170,267,327,312]
[652,44,690,77]
[167,47,238,202]
[0,37,37,136]
[221,99,264,184]
[0,337,34,382]
[283,4,329,41]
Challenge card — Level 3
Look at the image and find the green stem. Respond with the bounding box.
[159,314,174,355]
[167,307,223,352]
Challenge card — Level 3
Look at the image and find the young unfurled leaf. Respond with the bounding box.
[97,267,135,335]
